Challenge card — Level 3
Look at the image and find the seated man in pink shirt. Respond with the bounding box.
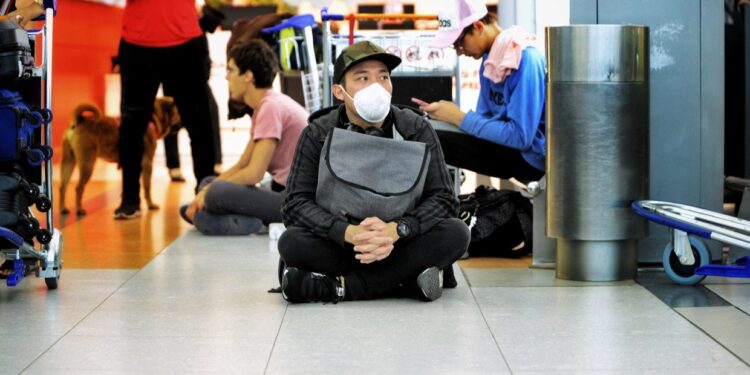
[3,0,45,27]
[181,40,308,235]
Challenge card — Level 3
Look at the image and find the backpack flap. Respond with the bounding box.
[317,128,430,222]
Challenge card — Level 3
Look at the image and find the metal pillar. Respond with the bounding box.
[546,25,649,281]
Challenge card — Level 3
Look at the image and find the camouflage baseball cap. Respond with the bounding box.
[333,41,402,85]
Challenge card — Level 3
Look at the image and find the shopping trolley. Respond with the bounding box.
[261,14,323,113]
[319,8,460,108]
[0,4,62,289]
[632,200,750,285]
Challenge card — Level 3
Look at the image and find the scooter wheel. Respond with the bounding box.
[662,236,710,285]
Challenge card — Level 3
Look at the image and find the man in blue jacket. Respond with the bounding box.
[416,0,546,183]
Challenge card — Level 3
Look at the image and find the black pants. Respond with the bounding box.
[164,84,222,169]
[118,36,216,204]
[436,130,544,183]
[278,218,470,300]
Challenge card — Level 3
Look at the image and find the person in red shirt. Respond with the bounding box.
[114,0,217,219]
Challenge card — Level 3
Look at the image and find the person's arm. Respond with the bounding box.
[184,136,276,219]
[281,127,352,246]
[4,0,44,27]
[460,47,546,150]
[224,138,277,185]
[397,117,460,239]
[214,99,281,185]
[414,59,492,126]
[214,139,254,182]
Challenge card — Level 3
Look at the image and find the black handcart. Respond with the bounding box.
[0,2,62,289]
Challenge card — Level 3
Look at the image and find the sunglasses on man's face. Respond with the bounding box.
[453,26,472,52]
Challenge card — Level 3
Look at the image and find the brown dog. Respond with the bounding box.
[59,98,180,216]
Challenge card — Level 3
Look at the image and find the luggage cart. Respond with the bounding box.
[0,4,62,289]
[319,8,460,109]
[261,14,323,113]
[632,200,750,285]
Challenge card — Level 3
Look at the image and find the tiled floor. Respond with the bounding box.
[2,230,750,373]
[2,169,750,373]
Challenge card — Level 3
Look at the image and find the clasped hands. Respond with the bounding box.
[345,217,399,264]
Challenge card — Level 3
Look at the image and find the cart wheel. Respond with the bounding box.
[36,196,51,212]
[43,263,61,290]
[45,275,58,289]
[25,149,45,166]
[39,145,53,160]
[25,111,43,128]
[39,108,53,123]
[662,236,710,285]
[20,180,39,200]
[36,229,52,244]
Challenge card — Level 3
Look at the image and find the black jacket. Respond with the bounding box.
[281,104,459,246]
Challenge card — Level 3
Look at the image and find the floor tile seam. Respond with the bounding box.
[467,284,637,288]
[60,333,282,340]
[467,283,514,373]
[263,303,289,375]
[702,286,750,314]
[282,305,483,311]
[21,364,265,373]
[19,267,147,373]
[502,364,750,372]
[637,280,750,366]
[636,279,728,305]
[88,305,287,312]
[677,303,750,317]
[673,307,750,367]
[491,331,731,340]
[458,265,515,372]
[272,333,495,340]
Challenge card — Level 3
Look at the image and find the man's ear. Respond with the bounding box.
[332,83,346,101]
[473,20,484,35]
[244,70,254,84]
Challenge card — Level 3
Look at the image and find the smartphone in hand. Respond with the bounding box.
[411,97,429,107]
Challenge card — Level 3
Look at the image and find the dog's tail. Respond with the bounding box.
[73,103,103,124]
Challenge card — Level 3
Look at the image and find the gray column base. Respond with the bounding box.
[530,188,556,269]
[555,239,637,281]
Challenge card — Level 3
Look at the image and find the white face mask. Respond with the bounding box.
[341,83,392,123]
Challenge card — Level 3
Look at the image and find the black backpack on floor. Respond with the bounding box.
[459,186,533,258]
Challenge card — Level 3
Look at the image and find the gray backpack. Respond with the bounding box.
[316,127,431,222]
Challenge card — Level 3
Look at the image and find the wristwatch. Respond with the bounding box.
[396,219,411,238]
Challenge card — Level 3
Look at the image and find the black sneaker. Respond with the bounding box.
[415,267,443,301]
[442,266,458,288]
[114,204,141,220]
[169,168,186,183]
[281,267,344,303]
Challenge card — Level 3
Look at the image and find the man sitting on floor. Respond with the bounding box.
[181,39,307,235]
[277,41,470,303]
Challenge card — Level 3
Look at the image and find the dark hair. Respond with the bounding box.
[462,12,498,35]
[228,39,278,89]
